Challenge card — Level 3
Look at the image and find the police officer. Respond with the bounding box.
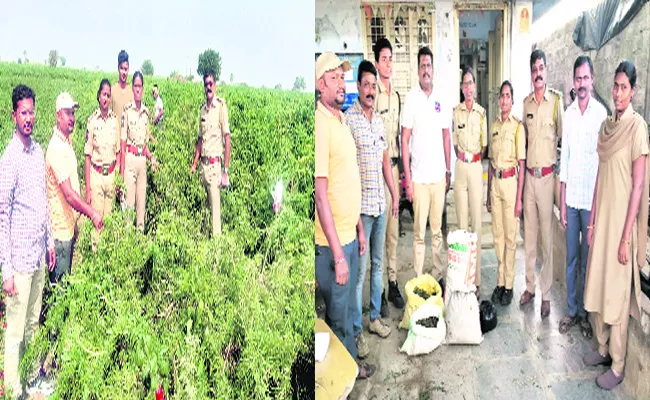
[520,49,563,318]
[85,78,120,250]
[120,71,157,231]
[190,68,232,236]
[487,81,526,306]
[373,37,405,315]
[452,66,487,296]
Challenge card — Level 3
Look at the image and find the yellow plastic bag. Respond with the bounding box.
[399,274,444,330]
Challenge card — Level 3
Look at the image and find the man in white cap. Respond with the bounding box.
[314,51,375,379]
[45,92,103,284]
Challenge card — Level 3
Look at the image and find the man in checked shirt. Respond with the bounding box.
[345,60,399,358]
[0,85,56,399]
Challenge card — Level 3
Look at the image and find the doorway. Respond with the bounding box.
[454,4,510,147]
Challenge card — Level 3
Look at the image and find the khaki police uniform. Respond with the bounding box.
[452,101,487,286]
[199,96,230,236]
[489,113,526,289]
[121,102,150,230]
[522,86,563,301]
[85,108,120,248]
[375,79,400,286]
[110,82,134,125]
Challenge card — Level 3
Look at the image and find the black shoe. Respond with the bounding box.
[491,286,505,304]
[381,291,390,318]
[501,289,513,306]
[387,281,405,309]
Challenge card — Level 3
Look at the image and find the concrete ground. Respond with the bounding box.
[350,162,633,400]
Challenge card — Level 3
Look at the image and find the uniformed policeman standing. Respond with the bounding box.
[373,37,405,315]
[120,71,157,231]
[452,66,487,296]
[85,79,120,250]
[190,68,232,236]
[520,49,563,318]
[487,81,526,306]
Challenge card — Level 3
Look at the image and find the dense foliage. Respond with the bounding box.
[0,62,314,399]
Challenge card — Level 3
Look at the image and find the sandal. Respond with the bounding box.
[559,315,578,334]
[356,362,376,380]
[579,317,593,339]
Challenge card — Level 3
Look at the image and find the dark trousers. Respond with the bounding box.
[49,239,73,284]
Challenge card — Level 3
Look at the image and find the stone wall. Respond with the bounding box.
[537,3,650,123]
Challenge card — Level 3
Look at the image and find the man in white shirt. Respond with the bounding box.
[401,46,452,279]
[558,56,607,337]
[152,84,164,130]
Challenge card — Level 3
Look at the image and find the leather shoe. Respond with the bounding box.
[491,286,504,303]
[519,290,535,305]
[501,289,513,306]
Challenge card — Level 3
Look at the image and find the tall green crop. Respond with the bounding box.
[0,62,314,399]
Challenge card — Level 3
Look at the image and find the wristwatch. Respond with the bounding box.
[446,170,451,175]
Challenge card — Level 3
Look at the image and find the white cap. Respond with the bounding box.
[55,92,79,112]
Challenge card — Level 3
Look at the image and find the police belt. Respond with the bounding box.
[126,144,145,156]
[526,165,554,178]
[92,161,117,176]
[201,156,222,165]
[495,167,516,179]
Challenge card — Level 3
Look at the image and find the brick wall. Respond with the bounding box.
[537,3,650,123]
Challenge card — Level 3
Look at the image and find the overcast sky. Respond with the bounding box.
[0,0,314,90]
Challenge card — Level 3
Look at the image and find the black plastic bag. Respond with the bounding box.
[479,300,498,334]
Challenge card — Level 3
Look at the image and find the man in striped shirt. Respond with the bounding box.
[345,60,399,358]
[558,56,607,337]
[0,84,56,399]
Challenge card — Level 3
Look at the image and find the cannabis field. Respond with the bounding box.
[0,63,314,399]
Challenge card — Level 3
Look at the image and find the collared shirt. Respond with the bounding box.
[489,113,526,170]
[522,86,564,168]
[85,108,120,165]
[401,85,451,184]
[109,82,134,125]
[559,96,607,210]
[315,101,361,247]
[199,96,230,158]
[453,101,487,154]
[375,79,400,159]
[121,102,150,148]
[0,133,53,281]
[344,100,387,216]
[46,126,80,241]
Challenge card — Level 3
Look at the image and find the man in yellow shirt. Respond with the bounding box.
[46,92,103,283]
[314,51,374,379]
